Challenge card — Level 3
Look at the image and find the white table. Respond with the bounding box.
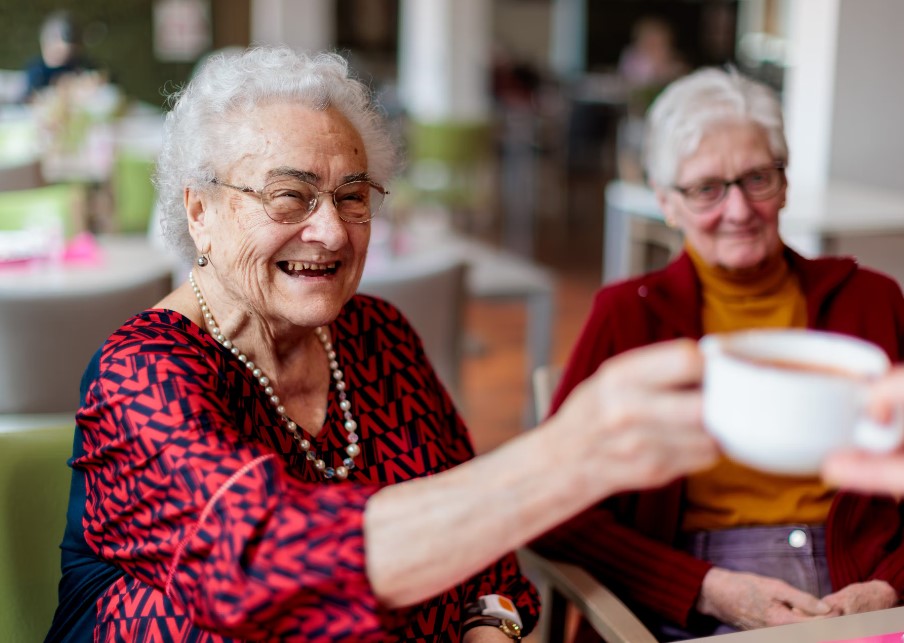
[0,235,177,414]
[364,224,556,423]
[0,413,75,434]
[0,234,178,296]
[0,231,553,420]
[0,231,552,373]
[602,180,673,284]
[696,606,904,642]
[603,179,904,285]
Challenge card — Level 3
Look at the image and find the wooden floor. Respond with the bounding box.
[455,189,605,642]
[459,181,606,453]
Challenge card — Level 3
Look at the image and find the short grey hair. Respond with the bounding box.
[643,67,788,188]
[154,47,400,262]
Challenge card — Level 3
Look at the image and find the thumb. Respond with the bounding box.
[777,586,831,615]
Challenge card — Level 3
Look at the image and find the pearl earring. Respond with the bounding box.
[197,255,209,267]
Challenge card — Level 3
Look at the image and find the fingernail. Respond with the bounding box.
[816,601,831,613]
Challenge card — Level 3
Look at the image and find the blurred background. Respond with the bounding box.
[1,0,903,453]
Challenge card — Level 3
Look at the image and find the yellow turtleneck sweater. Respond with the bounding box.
[681,244,835,531]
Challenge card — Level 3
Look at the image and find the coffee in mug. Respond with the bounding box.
[700,329,903,476]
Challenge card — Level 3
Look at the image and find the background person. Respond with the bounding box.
[617,15,688,91]
[21,10,96,101]
[532,67,904,641]
[44,47,718,642]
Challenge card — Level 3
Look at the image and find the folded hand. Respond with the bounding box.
[697,567,833,630]
[821,580,898,616]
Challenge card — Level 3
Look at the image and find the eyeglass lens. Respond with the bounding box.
[680,166,784,211]
[262,178,385,223]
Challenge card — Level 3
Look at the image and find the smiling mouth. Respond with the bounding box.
[278,260,339,276]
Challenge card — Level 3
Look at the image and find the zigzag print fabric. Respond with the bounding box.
[47,295,539,642]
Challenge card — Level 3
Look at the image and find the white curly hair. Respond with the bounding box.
[154,47,399,262]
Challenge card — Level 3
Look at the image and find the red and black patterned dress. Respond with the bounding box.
[46,294,539,642]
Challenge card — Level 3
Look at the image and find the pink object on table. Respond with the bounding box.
[822,633,904,643]
[63,232,104,265]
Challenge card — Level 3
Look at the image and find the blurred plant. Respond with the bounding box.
[31,71,122,154]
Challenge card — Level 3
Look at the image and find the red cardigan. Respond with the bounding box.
[532,247,904,631]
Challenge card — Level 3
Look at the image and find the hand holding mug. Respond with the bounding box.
[555,338,719,494]
[822,367,904,493]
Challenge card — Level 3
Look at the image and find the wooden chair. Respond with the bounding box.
[0,419,76,641]
[521,364,658,643]
[0,158,44,191]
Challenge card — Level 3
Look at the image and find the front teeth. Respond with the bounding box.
[285,261,337,272]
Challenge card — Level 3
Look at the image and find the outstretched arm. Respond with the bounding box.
[365,339,718,607]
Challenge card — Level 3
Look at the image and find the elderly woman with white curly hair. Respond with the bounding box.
[44,47,718,642]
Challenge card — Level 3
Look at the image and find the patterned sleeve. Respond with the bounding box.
[76,319,390,641]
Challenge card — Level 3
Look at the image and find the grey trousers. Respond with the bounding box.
[657,524,831,641]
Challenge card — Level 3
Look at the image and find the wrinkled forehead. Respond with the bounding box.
[206,102,366,180]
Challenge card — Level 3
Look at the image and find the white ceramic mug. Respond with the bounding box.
[700,329,903,476]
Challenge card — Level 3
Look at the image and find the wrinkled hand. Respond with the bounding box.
[697,567,833,630]
[822,449,904,495]
[557,339,719,494]
[821,580,898,616]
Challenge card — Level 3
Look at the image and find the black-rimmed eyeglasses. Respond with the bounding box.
[671,163,786,213]
[210,176,389,224]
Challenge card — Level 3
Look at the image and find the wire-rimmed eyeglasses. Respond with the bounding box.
[671,163,786,213]
[210,176,389,224]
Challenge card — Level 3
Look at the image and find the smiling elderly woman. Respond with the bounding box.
[43,48,719,642]
[532,67,904,641]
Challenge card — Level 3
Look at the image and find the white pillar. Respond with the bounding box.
[250,0,336,52]
[827,0,904,191]
[782,0,840,193]
[784,0,904,194]
[397,0,491,123]
[549,0,586,79]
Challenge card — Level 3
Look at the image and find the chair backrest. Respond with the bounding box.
[359,259,468,401]
[0,158,44,191]
[0,422,75,642]
[0,114,39,164]
[0,183,86,239]
[627,216,683,277]
[0,272,171,413]
[112,150,157,234]
[405,120,494,220]
[517,548,659,643]
[532,364,563,421]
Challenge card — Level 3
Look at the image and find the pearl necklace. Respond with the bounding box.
[189,270,360,480]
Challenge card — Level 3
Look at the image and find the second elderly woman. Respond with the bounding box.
[533,67,904,641]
